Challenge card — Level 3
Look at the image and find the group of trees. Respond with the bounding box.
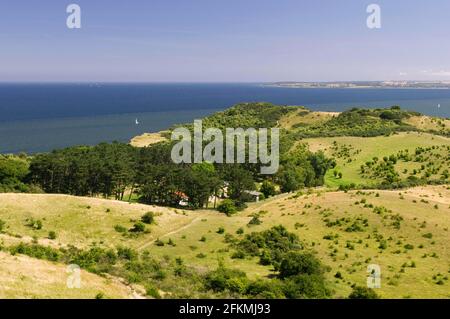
[25,133,332,209]
[26,142,260,208]
[28,143,136,199]
[9,103,336,208]
[0,155,35,192]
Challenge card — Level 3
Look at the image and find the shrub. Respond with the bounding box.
[145,284,161,299]
[0,219,6,233]
[247,216,262,226]
[95,292,105,299]
[48,231,57,240]
[246,280,285,299]
[117,246,138,260]
[348,286,379,299]
[216,227,225,234]
[278,252,323,279]
[155,239,164,246]
[25,218,43,230]
[231,250,246,259]
[236,227,244,235]
[283,274,330,299]
[217,200,237,216]
[141,212,155,224]
[130,222,146,233]
[260,180,276,198]
[204,265,248,294]
[114,225,127,233]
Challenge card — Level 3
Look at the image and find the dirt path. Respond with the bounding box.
[136,215,205,251]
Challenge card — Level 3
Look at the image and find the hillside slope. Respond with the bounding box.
[0,251,140,299]
[1,186,448,298]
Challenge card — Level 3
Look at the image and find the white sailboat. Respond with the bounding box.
[135,118,140,125]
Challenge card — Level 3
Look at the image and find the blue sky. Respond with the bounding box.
[1,0,450,82]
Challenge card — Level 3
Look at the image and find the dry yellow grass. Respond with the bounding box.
[130,131,168,147]
[0,193,195,249]
[1,186,449,298]
[0,251,140,299]
[404,115,450,133]
[241,186,450,298]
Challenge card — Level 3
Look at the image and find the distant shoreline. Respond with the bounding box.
[266,81,450,90]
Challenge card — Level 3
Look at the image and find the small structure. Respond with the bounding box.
[175,191,189,207]
[244,190,263,202]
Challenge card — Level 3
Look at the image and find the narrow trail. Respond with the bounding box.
[137,215,204,251]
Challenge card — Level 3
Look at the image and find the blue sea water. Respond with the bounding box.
[0,83,449,154]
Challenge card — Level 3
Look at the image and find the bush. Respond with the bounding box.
[155,239,164,246]
[247,216,262,226]
[95,292,105,299]
[282,274,330,299]
[145,284,161,299]
[260,180,276,198]
[25,218,43,230]
[130,222,146,233]
[246,280,285,299]
[278,252,323,279]
[114,225,127,233]
[117,246,138,260]
[348,286,379,299]
[141,212,155,224]
[204,265,248,294]
[0,219,6,233]
[217,200,237,216]
[216,227,225,234]
[48,231,57,240]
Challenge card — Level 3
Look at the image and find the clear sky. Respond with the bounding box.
[1,0,450,82]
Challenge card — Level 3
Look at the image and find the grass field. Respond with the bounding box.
[0,194,195,249]
[1,185,449,298]
[303,132,450,187]
[0,251,141,299]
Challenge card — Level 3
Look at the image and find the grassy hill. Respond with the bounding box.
[302,132,450,187]
[0,251,141,299]
[1,186,449,298]
[0,194,194,249]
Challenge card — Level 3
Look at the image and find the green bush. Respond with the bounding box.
[130,222,146,233]
[25,218,43,230]
[145,284,161,299]
[114,225,127,233]
[278,252,323,279]
[204,265,249,294]
[0,219,6,233]
[141,212,156,224]
[348,286,379,299]
[247,216,262,226]
[260,180,276,198]
[48,231,57,240]
[217,200,237,216]
[282,274,330,298]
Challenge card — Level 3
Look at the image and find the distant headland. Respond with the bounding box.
[269,81,450,89]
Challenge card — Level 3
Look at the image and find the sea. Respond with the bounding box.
[0,83,449,154]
